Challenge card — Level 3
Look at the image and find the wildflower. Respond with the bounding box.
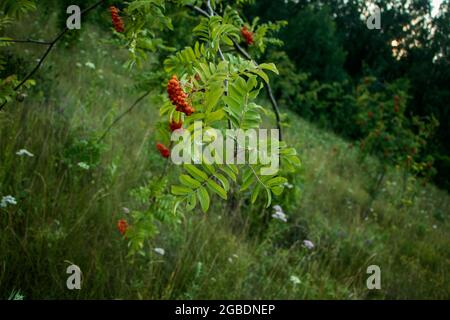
[1,195,17,208]
[241,26,254,45]
[303,240,315,250]
[85,62,96,70]
[77,162,90,170]
[290,275,301,285]
[272,205,288,222]
[283,182,294,189]
[122,207,130,214]
[154,247,165,256]
[117,219,128,235]
[109,6,125,33]
[273,205,283,212]
[156,143,170,158]
[16,149,34,157]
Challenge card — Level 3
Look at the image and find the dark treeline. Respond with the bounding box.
[244,0,449,190]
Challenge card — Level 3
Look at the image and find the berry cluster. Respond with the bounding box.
[170,119,183,132]
[117,219,128,235]
[109,6,124,33]
[241,27,254,45]
[167,75,195,116]
[156,143,170,158]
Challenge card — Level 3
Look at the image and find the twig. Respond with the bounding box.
[97,90,152,143]
[0,39,52,45]
[0,0,106,112]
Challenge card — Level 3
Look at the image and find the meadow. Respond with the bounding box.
[0,7,449,300]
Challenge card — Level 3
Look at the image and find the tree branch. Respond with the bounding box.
[0,0,107,112]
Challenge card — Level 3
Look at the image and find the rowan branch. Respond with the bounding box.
[188,3,283,140]
[0,0,107,112]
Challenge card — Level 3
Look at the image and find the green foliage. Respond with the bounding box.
[354,77,438,180]
[62,137,103,171]
[0,0,36,17]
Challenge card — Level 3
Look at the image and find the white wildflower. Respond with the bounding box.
[272,205,287,222]
[272,211,288,222]
[1,195,17,208]
[290,275,301,285]
[283,182,294,189]
[77,162,90,170]
[85,62,96,70]
[122,207,130,214]
[273,205,283,212]
[154,248,165,256]
[16,149,34,157]
[303,240,315,250]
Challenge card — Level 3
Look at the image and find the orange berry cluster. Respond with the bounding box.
[167,75,195,116]
[117,219,128,235]
[170,119,183,132]
[156,143,170,158]
[241,27,254,45]
[109,6,125,33]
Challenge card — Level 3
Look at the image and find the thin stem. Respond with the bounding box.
[0,39,52,45]
[97,90,152,143]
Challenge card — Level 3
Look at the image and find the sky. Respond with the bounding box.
[432,0,443,16]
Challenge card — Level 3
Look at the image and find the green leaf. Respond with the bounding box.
[215,173,230,192]
[259,63,279,75]
[251,184,261,204]
[186,193,197,211]
[265,188,272,208]
[240,169,255,192]
[171,185,192,196]
[206,109,226,124]
[205,86,224,113]
[197,186,210,212]
[207,179,228,200]
[271,185,284,196]
[220,166,237,182]
[180,174,202,188]
[267,177,288,187]
[184,164,208,182]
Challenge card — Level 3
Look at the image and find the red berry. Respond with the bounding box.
[170,119,183,131]
[117,219,128,235]
[109,6,125,33]
[241,27,254,45]
[156,143,170,158]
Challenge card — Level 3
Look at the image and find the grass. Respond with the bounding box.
[0,19,449,300]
